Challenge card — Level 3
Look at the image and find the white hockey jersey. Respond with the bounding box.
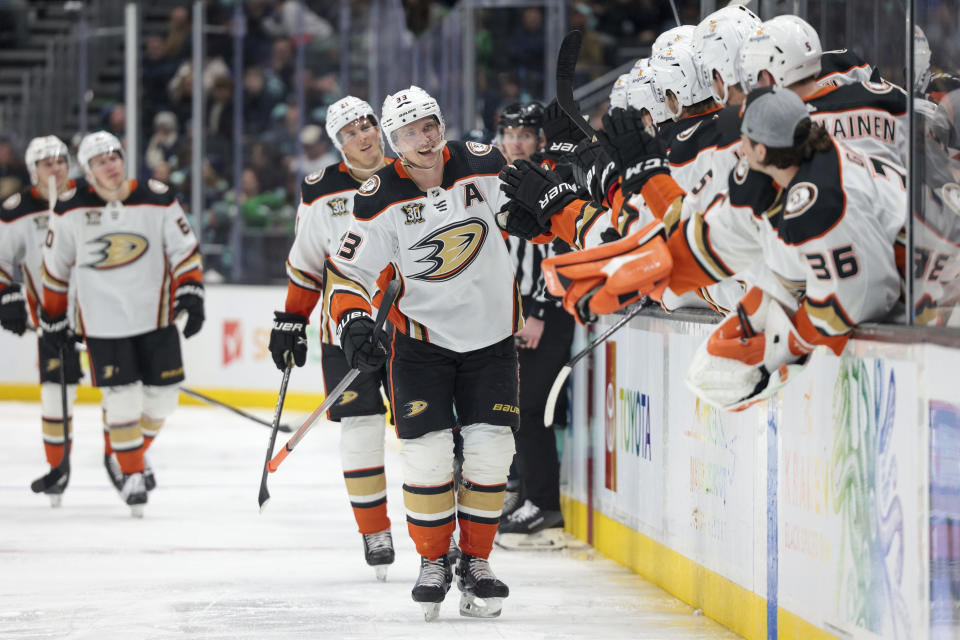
[42,179,202,338]
[284,159,394,343]
[326,141,521,353]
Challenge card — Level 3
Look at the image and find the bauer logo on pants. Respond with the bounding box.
[404,400,429,418]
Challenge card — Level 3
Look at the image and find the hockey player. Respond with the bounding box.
[0,136,83,506]
[324,86,519,620]
[500,88,905,410]
[267,96,401,580]
[41,131,204,517]
[495,102,572,549]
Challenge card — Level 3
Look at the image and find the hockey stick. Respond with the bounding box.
[666,0,682,28]
[556,30,598,140]
[30,343,72,494]
[266,279,401,474]
[257,360,293,511]
[179,387,293,433]
[542,301,647,427]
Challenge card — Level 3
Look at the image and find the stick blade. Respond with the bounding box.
[556,30,583,82]
[278,423,293,433]
[543,365,573,427]
[258,485,270,512]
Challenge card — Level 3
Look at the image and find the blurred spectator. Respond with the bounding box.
[301,68,340,118]
[163,6,191,62]
[207,75,235,142]
[238,168,292,229]
[248,142,287,193]
[244,0,277,67]
[0,0,29,48]
[264,0,334,41]
[292,125,337,176]
[167,57,230,126]
[145,111,180,173]
[243,66,281,134]
[266,39,296,99]
[505,8,546,91]
[263,103,302,162]
[0,139,28,199]
[569,3,610,79]
[142,35,178,124]
[151,160,172,184]
[596,0,674,47]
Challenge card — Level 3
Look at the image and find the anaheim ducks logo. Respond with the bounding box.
[676,121,701,141]
[466,141,491,156]
[941,182,960,214]
[784,182,818,219]
[338,390,359,405]
[404,400,429,418]
[409,218,488,282]
[83,233,149,269]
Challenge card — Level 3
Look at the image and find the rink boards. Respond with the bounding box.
[561,313,960,640]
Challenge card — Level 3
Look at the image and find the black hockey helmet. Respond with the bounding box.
[498,102,544,134]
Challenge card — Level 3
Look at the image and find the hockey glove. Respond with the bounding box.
[685,287,814,412]
[0,283,28,336]
[496,200,550,241]
[173,281,205,339]
[338,310,390,373]
[499,159,578,230]
[542,99,588,162]
[596,108,670,196]
[570,139,618,205]
[39,309,72,351]
[269,311,308,370]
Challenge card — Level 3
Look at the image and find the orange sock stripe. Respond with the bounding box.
[351,501,391,535]
[115,447,145,474]
[102,429,113,455]
[43,442,68,467]
[143,435,156,452]
[406,515,457,561]
[457,515,499,560]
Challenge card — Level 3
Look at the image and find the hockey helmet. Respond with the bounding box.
[380,85,445,155]
[650,42,713,119]
[626,65,672,125]
[740,15,822,93]
[78,131,124,174]
[497,102,544,135]
[693,5,762,104]
[325,95,381,152]
[24,135,68,185]
[608,74,631,112]
[652,25,696,56]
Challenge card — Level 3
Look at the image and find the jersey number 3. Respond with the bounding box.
[804,245,860,280]
[337,231,363,261]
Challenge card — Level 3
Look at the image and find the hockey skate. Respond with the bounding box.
[445,535,461,567]
[411,555,452,622]
[496,499,566,550]
[455,553,509,618]
[120,472,148,518]
[30,468,69,508]
[106,455,156,492]
[361,529,395,581]
[500,488,521,521]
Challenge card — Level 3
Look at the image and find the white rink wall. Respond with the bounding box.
[561,313,960,639]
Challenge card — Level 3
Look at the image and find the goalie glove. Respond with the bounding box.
[499,159,579,230]
[540,220,673,324]
[0,283,28,336]
[541,99,588,162]
[570,139,618,205]
[685,287,814,412]
[596,108,670,196]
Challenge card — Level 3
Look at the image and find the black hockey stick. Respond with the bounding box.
[257,360,294,512]
[265,279,401,477]
[30,344,71,493]
[179,387,293,433]
[556,30,598,140]
[543,301,647,427]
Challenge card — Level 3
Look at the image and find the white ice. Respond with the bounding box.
[0,401,740,639]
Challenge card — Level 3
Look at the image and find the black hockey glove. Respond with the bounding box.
[39,309,71,351]
[542,99,588,163]
[570,139,618,204]
[596,108,670,196]
[499,159,578,230]
[496,200,550,241]
[269,311,308,370]
[173,281,205,339]
[0,283,28,336]
[338,310,389,373]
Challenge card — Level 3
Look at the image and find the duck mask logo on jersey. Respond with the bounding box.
[83,233,149,270]
[408,218,488,282]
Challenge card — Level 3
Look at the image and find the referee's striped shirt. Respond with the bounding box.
[506,237,559,320]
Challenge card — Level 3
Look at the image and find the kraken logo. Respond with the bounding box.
[404,400,429,418]
[409,218,487,282]
[83,233,149,270]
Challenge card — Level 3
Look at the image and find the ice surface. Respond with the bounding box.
[0,401,740,639]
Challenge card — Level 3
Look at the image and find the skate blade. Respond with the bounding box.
[420,602,441,622]
[129,504,145,518]
[374,565,388,582]
[48,494,63,508]
[495,529,567,551]
[459,593,503,618]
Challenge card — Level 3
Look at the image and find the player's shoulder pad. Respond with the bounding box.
[352,163,421,221]
[726,156,779,216]
[667,116,721,166]
[300,162,358,205]
[813,81,906,115]
[777,144,845,246]
[714,105,743,148]
[819,49,869,80]
[127,178,176,206]
[445,140,506,180]
[1,188,46,222]
[53,182,99,215]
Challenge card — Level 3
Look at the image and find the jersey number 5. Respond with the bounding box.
[337,231,363,261]
[804,245,860,280]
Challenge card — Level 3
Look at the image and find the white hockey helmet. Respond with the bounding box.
[633,57,650,69]
[914,25,932,93]
[626,65,672,124]
[651,25,695,56]
[693,5,762,104]
[78,130,124,174]
[325,95,382,152]
[608,73,631,111]
[650,42,712,119]
[380,85,445,155]
[24,135,68,185]
[740,15,822,93]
